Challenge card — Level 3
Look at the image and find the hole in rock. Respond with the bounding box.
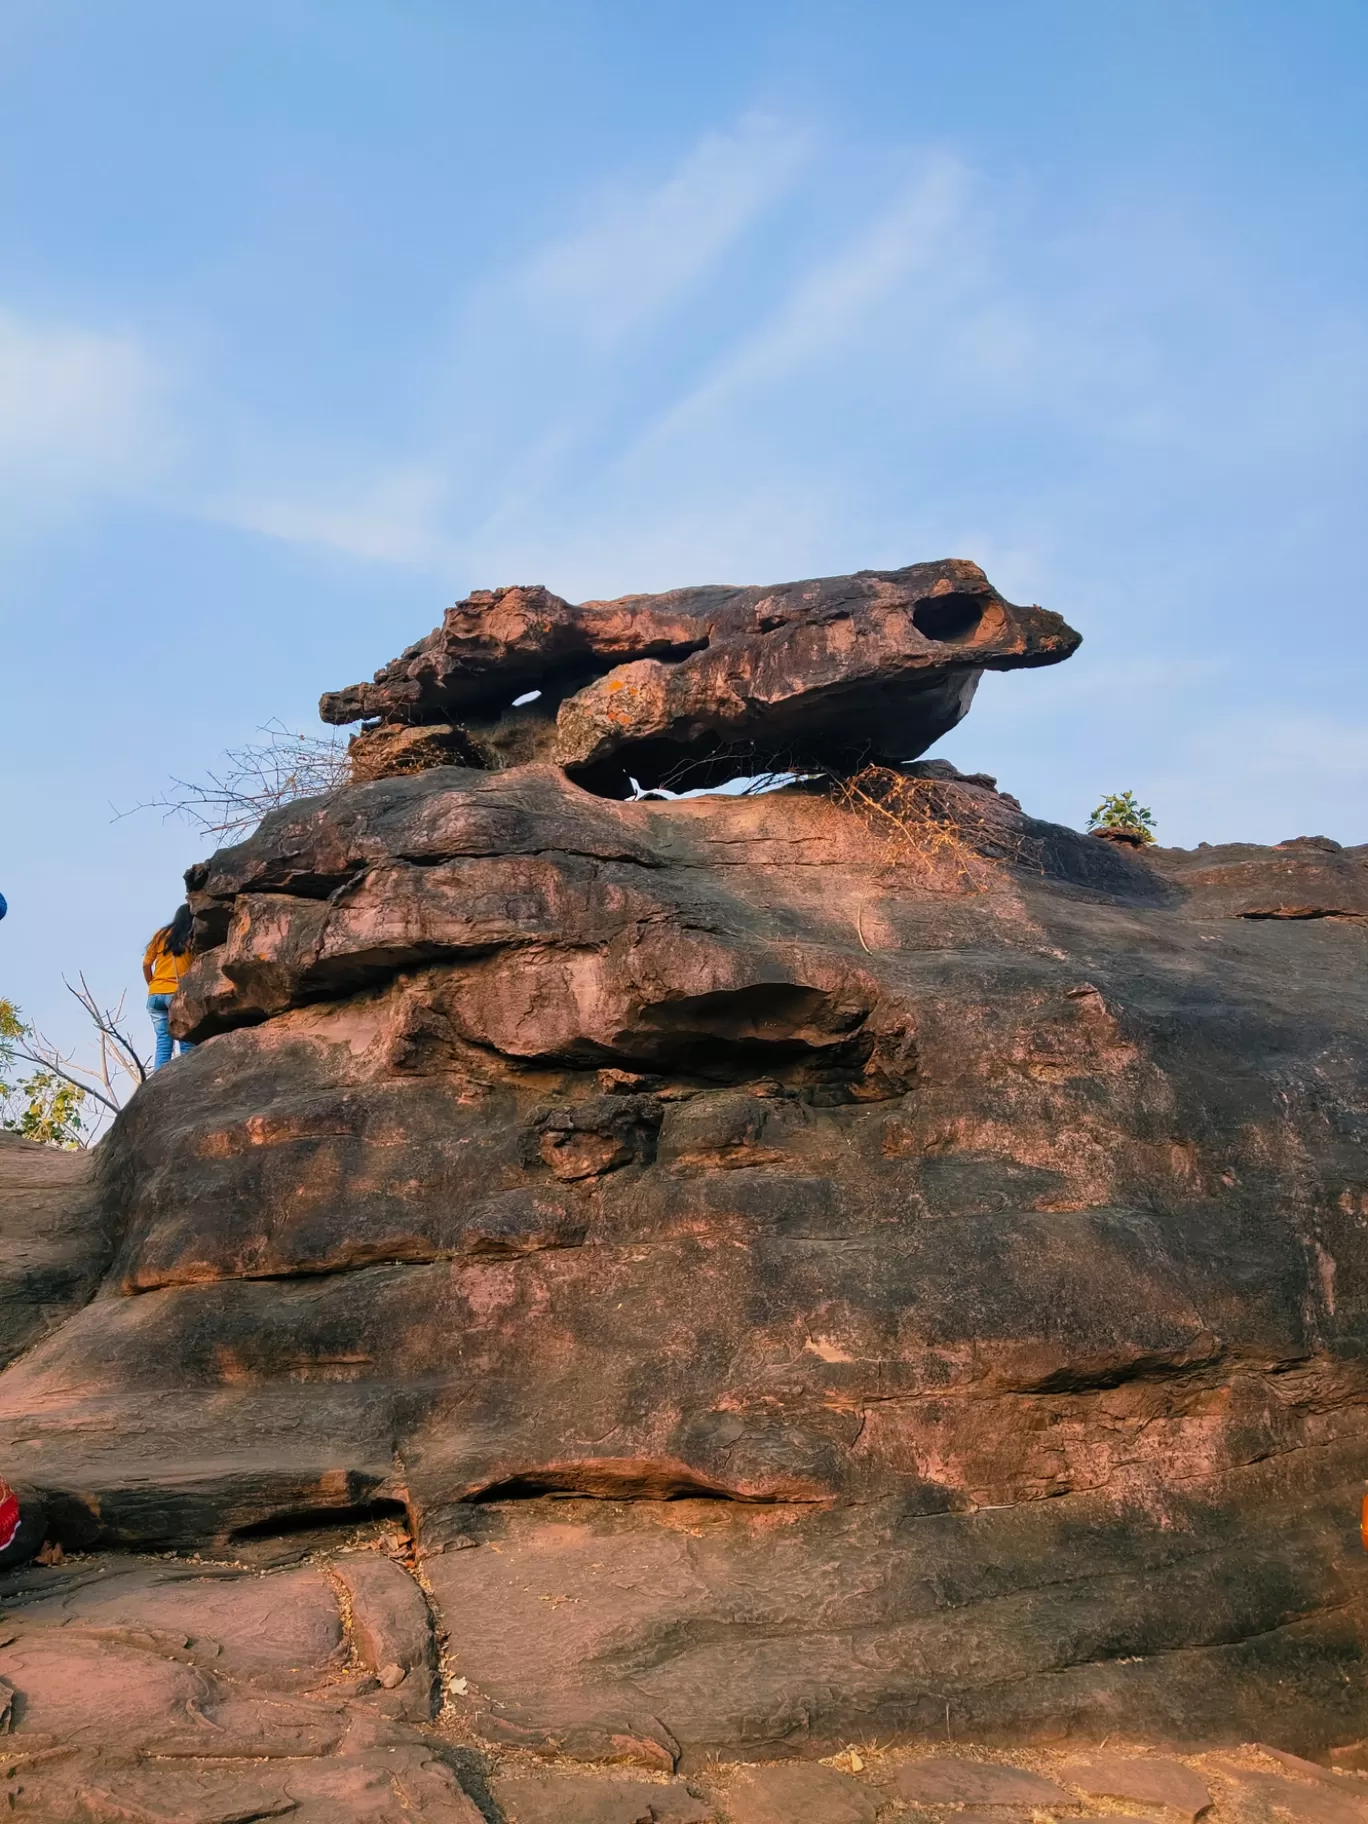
[229,1496,408,1541]
[467,1460,784,1503]
[911,592,984,643]
[566,733,798,801]
[511,689,542,707]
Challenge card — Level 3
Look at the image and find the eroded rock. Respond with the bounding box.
[1059,1753,1213,1818]
[893,1757,1069,1805]
[493,1771,716,1823]
[318,561,1079,794]
[0,1552,478,1822]
[3,569,1368,1768]
[0,1133,108,1367]
[722,1763,879,1823]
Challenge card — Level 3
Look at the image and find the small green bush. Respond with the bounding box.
[0,1000,87,1149]
[1088,790,1156,843]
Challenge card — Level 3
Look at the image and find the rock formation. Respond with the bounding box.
[320,559,1079,795]
[3,560,1368,1820]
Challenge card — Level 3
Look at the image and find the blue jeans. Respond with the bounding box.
[147,994,194,1071]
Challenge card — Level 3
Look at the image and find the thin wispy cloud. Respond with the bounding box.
[203,109,1365,636]
[523,113,811,346]
[0,307,164,494]
[210,464,457,571]
[638,150,975,437]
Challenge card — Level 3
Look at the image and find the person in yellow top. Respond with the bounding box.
[143,904,196,1071]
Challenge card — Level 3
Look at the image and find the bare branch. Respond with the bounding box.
[7,1041,120,1116]
[113,719,352,840]
[66,976,148,1085]
[826,764,1041,894]
[4,979,153,1139]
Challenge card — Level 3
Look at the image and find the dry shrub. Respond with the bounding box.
[832,765,1034,892]
[119,722,351,840]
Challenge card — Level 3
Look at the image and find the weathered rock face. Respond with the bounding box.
[3,759,1367,1763]
[319,560,1079,794]
[0,1134,108,1369]
[0,1546,481,1821]
[3,562,1368,1783]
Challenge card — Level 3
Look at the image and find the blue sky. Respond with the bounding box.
[3,0,1367,1071]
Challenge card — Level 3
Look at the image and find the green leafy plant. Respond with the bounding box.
[0,985,148,1148]
[1088,790,1156,843]
[0,1000,86,1148]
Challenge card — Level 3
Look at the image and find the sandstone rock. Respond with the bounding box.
[348,722,483,783]
[1145,839,1368,920]
[1259,1746,1368,1789]
[5,570,1368,1767]
[1060,1753,1212,1818]
[331,1550,438,1720]
[492,1771,716,1822]
[0,1131,108,1368]
[893,1757,1069,1805]
[318,562,1080,795]
[0,1552,481,1821]
[4,760,1368,1758]
[722,1763,878,1823]
[70,1764,300,1822]
[1212,1766,1368,1824]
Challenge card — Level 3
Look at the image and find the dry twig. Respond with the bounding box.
[830,765,1033,892]
[116,720,351,840]
[7,980,149,1129]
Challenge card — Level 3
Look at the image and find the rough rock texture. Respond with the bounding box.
[721,1763,878,1823]
[0,1548,481,1821]
[2,564,1368,1796]
[0,759,1364,1764]
[493,1770,717,1822]
[1058,1752,1213,1818]
[318,561,1079,794]
[893,1757,1071,1805]
[0,1134,108,1371]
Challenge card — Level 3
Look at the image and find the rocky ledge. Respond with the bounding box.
[1,561,1367,1821]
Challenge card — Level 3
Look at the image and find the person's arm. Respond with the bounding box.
[142,939,157,985]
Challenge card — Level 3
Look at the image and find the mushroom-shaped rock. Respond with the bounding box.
[320,560,1079,794]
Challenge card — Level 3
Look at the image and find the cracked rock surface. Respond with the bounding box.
[1,565,1367,1805]
[0,1542,479,1821]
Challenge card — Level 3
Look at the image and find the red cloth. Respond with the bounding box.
[0,1479,19,1552]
